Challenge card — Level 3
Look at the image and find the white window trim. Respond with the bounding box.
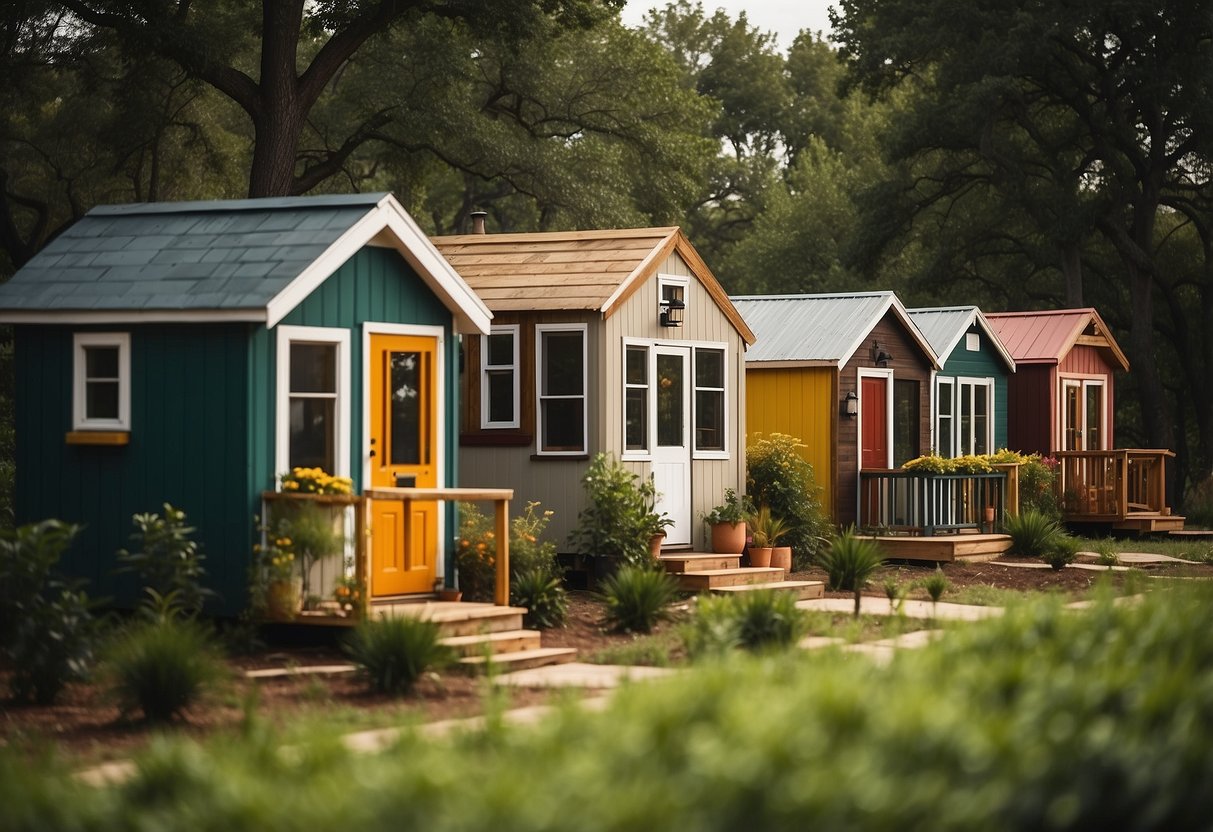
[956,376,994,456]
[275,324,352,484]
[480,324,520,429]
[857,367,894,470]
[73,332,131,431]
[621,341,651,460]
[657,274,690,318]
[536,323,588,456]
[935,376,955,457]
[692,344,729,459]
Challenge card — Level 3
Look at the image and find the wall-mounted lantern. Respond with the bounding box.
[843,390,859,418]
[660,297,686,328]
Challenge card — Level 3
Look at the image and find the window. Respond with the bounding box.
[893,379,920,466]
[624,345,648,452]
[965,332,980,352]
[536,324,587,454]
[657,275,688,322]
[936,378,954,457]
[694,347,725,453]
[276,326,350,480]
[480,325,519,428]
[73,332,130,430]
[957,378,992,456]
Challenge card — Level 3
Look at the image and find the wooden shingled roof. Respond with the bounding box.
[432,226,756,344]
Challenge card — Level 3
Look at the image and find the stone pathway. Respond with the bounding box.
[797,596,1003,621]
[493,662,675,689]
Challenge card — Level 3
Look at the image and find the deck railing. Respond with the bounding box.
[1055,449,1174,520]
[858,469,1009,535]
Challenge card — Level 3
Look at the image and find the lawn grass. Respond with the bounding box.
[585,630,683,667]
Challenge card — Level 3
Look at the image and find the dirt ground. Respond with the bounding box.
[1,553,1206,764]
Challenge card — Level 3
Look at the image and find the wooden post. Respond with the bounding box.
[494,497,510,607]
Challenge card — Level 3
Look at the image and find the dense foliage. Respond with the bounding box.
[7,586,1213,828]
[344,616,452,696]
[746,434,830,567]
[456,501,562,604]
[569,454,664,569]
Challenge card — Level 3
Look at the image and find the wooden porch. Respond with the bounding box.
[1056,450,1184,532]
[858,468,1012,535]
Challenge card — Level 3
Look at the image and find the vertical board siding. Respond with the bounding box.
[15,324,253,613]
[939,326,1011,450]
[1005,365,1056,456]
[745,367,835,519]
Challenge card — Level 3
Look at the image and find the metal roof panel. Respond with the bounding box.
[730,292,898,364]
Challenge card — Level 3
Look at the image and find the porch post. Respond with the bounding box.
[494,497,510,606]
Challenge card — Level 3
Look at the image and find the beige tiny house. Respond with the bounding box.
[432,227,756,552]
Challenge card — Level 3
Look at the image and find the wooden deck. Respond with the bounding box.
[860,533,1013,563]
[1057,450,1182,533]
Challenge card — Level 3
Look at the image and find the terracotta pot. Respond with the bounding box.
[710,521,747,554]
[266,579,299,621]
[436,588,463,603]
[749,546,773,568]
[649,532,667,561]
[770,546,793,572]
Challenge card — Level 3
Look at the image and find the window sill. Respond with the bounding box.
[461,432,533,447]
[531,453,590,461]
[693,451,730,461]
[66,431,130,446]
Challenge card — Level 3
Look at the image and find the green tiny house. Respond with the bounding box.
[0,194,490,614]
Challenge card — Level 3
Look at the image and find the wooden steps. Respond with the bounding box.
[658,552,822,599]
[861,533,1013,563]
[371,601,576,672]
[1113,514,1186,533]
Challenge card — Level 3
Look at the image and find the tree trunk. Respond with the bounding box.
[1059,242,1083,306]
[248,108,306,197]
[247,0,306,198]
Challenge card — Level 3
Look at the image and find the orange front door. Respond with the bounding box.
[369,334,439,596]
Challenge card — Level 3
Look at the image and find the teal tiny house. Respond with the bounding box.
[0,194,490,614]
[907,306,1016,456]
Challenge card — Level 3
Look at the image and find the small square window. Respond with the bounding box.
[73,333,130,431]
[966,332,980,352]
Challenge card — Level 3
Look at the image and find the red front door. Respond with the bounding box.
[861,375,889,469]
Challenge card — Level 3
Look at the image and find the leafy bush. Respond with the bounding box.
[747,433,830,567]
[1044,534,1081,571]
[684,591,805,658]
[0,520,99,704]
[818,528,884,616]
[117,504,215,617]
[345,616,451,696]
[9,586,1213,829]
[103,618,224,722]
[1018,455,1061,518]
[1004,509,1065,557]
[511,568,568,629]
[570,453,664,569]
[599,565,679,633]
[457,501,562,603]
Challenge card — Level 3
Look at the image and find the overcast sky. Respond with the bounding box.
[620,0,839,48]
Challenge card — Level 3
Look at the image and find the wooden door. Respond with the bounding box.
[369,334,439,596]
[651,346,691,546]
[861,375,890,469]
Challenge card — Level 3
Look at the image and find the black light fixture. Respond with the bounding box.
[660,297,686,328]
[843,391,859,418]
[871,340,893,367]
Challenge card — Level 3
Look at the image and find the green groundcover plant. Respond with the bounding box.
[7,586,1213,830]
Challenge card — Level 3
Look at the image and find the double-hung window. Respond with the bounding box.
[276,326,350,478]
[536,324,587,454]
[957,378,992,456]
[935,378,955,457]
[693,347,726,454]
[624,344,649,453]
[481,325,519,429]
[73,332,131,431]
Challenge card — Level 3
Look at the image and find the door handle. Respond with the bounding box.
[368,450,376,458]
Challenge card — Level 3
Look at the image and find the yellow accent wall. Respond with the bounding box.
[746,367,836,519]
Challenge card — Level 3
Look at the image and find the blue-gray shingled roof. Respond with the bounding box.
[0,193,388,313]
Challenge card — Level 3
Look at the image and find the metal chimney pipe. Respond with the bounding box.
[470,211,487,234]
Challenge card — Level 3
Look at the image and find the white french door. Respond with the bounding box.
[651,345,692,546]
[1062,379,1105,451]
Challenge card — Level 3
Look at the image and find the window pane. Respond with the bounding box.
[695,389,724,451]
[959,385,973,456]
[1085,385,1102,449]
[290,343,336,393]
[85,346,119,379]
[290,398,335,472]
[542,399,584,450]
[625,346,647,385]
[974,386,989,455]
[656,353,683,447]
[938,416,954,457]
[625,388,647,451]
[893,379,919,466]
[390,351,424,465]
[86,380,119,420]
[486,369,514,423]
[486,332,513,367]
[542,332,583,396]
[695,349,723,388]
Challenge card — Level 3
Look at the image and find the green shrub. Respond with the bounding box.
[1044,534,1081,571]
[345,616,451,695]
[599,565,679,633]
[0,520,99,704]
[747,433,831,567]
[684,591,805,659]
[511,567,568,629]
[921,568,949,616]
[570,453,664,569]
[103,618,224,722]
[1004,509,1065,557]
[1018,455,1062,518]
[457,501,563,603]
[818,528,884,615]
[118,504,216,617]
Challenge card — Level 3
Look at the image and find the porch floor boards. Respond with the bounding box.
[371,601,577,671]
[861,533,1013,563]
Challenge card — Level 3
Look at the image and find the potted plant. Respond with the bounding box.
[703,489,752,555]
[256,534,298,620]
[648,512,674,561]
[752,506,792,571]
